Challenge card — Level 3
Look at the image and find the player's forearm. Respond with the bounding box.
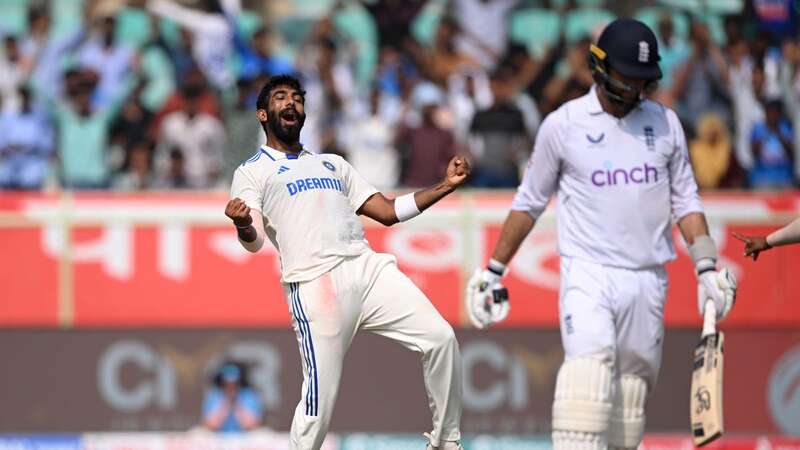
[678,212,718,274]
[237,209,265,252]
[767,217,800,247]
[412,181,455,214]
[677,212,710,245]
[491,210,536,265]
[377,182,457,225]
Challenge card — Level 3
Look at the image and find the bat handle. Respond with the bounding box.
[702,299,717,337]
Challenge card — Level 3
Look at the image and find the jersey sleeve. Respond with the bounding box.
[510,110,563,218]
[337,156,379,212]
[666,109,704,220]
[230,165,263,211]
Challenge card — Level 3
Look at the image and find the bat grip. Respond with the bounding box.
[702,299,717,337]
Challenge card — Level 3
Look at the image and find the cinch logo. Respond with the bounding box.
[591,162,659,186]
[287,177,343,196]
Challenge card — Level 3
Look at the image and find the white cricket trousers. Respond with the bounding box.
[282,250,462,450]
[559,256,668,387]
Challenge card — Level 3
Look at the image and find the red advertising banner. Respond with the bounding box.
[1,329,799,435]
[1,191,798,328]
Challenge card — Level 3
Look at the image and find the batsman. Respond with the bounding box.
[465,19,737,450]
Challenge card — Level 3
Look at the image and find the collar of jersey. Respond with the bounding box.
[260,145,310,161]
[587,85,604,115]
[587,85,645,117]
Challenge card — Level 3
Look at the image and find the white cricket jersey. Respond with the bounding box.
[231,145,378,282]
[512,86,704,269]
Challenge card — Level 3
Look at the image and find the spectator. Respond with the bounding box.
[110,81,154,172]
[147,0,235,90]
[134,16,176,112]
[0,86,54,189]
[157,26,200,88]
[729,46,765,171]
[450,0,519,69]
[54,71,129,189]
[234,26,296,80]
[397,83,458,187]
[154,147,191,189]
[0,36,25,113]
[749,99,795,189]
[114,139,155,191]
[375,46,417,98]
[780,38,800,179]
[18,7,50,74]
[340,84,400,190]
[157,85,226,189]
[202,362,263,433]
[74,14,135,108]
[689,113,744,189]
[409,17,480,85]
[297,35,353,154]
[223,78,263,181]
[671,19,731,134]
[655,11,690,91]
[363,0,426,50]
[152,68,220,134]
[540,38,594,114]
[448,69,492,145]
[466,69,531,188]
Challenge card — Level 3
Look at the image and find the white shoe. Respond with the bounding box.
[424,433,464,449]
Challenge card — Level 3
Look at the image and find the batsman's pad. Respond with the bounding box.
[552,357,614,434]
[608,375,648,449]
[552,430,606,450]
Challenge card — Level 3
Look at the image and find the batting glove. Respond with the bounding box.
[697,263,737,321]
[465,268,510,329]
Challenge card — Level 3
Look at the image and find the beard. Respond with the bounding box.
[266,107,305,144]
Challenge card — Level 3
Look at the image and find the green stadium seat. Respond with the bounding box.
[333,3,378,86]
[509,8,562,58]
[115,7,152,49]
[0,0,29,36]
[410,0,447,47]
[564,7,616,43]
[236,10,264,39]
[635,6,690,41]
[49,0,84,40]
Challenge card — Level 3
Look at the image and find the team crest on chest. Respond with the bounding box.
[322,161,336,172]
[644,126,655,151]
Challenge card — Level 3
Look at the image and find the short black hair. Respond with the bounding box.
[256,74,305,111]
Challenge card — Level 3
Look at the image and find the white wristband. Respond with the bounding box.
[394,193,421,222]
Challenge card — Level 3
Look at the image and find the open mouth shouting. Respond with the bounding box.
[280,108,300,128]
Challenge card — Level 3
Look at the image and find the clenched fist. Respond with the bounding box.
[225,198,252,228]
[443,156,471,190]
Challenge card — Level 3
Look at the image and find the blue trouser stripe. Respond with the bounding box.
[291,282,318,416]
[289,283,313,415]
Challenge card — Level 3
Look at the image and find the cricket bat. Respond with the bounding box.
[690,300,724,446]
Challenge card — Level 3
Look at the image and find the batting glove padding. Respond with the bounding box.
[465,268,510,329]
[697,267,736,321]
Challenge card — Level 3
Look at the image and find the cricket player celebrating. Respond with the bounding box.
[225,75,467,450]
[465,20,737,450]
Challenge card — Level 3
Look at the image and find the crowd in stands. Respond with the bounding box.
[0,0,798,191]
